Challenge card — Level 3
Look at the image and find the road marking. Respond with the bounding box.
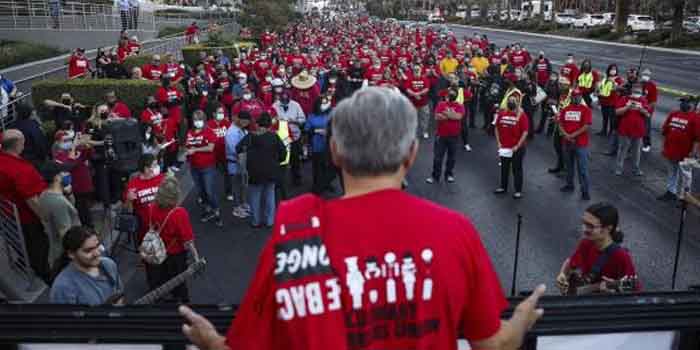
[453,24,700,56]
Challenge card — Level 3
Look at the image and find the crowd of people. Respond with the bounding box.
[1,13,699,349]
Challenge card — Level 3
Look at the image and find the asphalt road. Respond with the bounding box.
[114,29,700,305]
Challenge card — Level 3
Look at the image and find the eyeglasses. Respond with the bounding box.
[581,222,602,231]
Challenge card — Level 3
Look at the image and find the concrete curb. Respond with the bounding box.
[452,24,700,57]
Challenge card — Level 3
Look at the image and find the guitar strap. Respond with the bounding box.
[589,243,621,281]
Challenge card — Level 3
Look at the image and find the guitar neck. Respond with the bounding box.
[134,270,193,305]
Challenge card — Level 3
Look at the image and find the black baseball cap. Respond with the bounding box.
[40,160,72,183]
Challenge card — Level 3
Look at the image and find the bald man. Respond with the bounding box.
[0,129,50,282]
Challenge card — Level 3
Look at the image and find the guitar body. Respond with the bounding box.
[565,269,638,296]
[566,269,587,296]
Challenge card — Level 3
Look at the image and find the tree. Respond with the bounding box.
[614,0,629,33]
[670,0,686,44]
[239,0,295,36]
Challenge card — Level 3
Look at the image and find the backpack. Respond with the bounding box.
[105,118,142,173]
[139,207,178,265]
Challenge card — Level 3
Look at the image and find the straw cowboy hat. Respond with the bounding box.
[291,71,317,90]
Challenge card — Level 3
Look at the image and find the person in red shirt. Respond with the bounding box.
[185,22,199,44]
[142,54,165,81]
[403,64,432,139]
[105,91,132,119]
[615,85,652,176]
[363,59,384,86]
[534,51,551,87]
[508,44,530,69]
[68,48,92,79]
[641,69,658,152]
[124,154,165,242]
[179,86,545,350]
[558,88,593,200]
[144,176,200,303]
[140,96,163,137]
[494,95,530,199]
[164,54,184,84]
[52,130,94,226]
[213,71,235,111]
[127,36,141,56]
[426,88,465,184]
[186,110,222,227]
[290,71,320,116]
[557,203,640,295]
[658,96,700,201]
[207,105,232,200]
[116,38,130,63]
[559,54,579,87]
[155,77,183,124]
[0,129,50,282]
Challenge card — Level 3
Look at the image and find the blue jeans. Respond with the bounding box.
[666,159,681,195]
[563,143,590,195]
[248,182,276,226]
[616,136,642,175]
[191,166,219,211]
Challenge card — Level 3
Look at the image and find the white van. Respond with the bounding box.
[627,14,655,32]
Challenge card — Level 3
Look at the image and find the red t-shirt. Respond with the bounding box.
[207,119,232,163]
[560,63,580,84]
[142,63,166,81]
[54,148,94,194]
[642,81,658,109]
[616,96,651,138]
[364,66,384,84]
[509,50,529,68]
[141,108,164,136]
[68,55,89,79]
[226,191,507,350]
[535,58,550,86]
[164,63,184,82]
[185,127,217,169]
[662,111,698,161]
[404,77,431,108]
[117,46,129,63]
[435,101,465,137]
[127,41,141,56]
[569,239,639,289]
[124,174,165,239]
[495,110,530,149]
[145,204,194,255]
[558,104,593,147]
[0,152,47,224]
[110,101,132,119]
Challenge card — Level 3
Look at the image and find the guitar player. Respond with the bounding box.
[556,203,640,295]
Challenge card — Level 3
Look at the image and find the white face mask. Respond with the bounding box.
[145,132,152,140]
[567,58,574,64]
[151,165,161,176]
[321,103,331,111]
[641,75,650,82]
[193,120,204,129]
[610,70,617,76]
[215,112,225,121]
[631,93,642,99]
[243,93,252,100]
[265,76,272,82]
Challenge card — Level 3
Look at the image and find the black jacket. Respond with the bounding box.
[236,131,287,185]
[16,118,49,164]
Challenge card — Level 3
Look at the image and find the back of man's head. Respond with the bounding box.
[330,87,417,177]
[0,129,24,154]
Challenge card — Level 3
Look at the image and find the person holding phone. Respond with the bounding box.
[615,84,651,177]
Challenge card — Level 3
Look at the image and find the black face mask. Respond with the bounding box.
[107,101,116,107]
[62,99,72,105]
[571,96,583,105]
[148,103,158,109]
[449,93,458,101]
[100,112,109,119]
[680,102,691,112]
[507,102,517,111]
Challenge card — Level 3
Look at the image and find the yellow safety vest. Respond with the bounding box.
[456,87,465,104]
[500,87,522,110]
[598,78,614,97]
[277,120,291,166]
[578,72,594,89]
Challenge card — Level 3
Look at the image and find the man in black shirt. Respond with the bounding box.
[44,93,87,130]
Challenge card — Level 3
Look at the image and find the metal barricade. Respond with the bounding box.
[0,93,32,131]
[0,197,45,301]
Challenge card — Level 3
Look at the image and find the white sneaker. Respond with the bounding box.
[226,195,234,201]
[425,177,435,184]
[464,144,472,152]
[423,133,429,139]
[642,146,651,153]
[169,165,180,173]
[446,176,455,183]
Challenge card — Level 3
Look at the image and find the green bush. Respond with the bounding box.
[158,26,188,38]
[0,40,66,70]
[32,79,160,120]
[636,30,671,45]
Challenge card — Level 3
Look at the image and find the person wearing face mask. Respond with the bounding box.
[68,48,92,79]
[142,54,165,81]
[208,105,233,200]
[232,86,266,129]
[39,161,80,280]
[273,91,306,186]
[44,93,88,132]
[615,85,652,176]
[84,105,110,205]
[576,59,598,108]
[186,110,223,227]
[640,69,658,153]
[124,154,165,242]
[560,53,579,86]
[213,71,235,111]
[657,96,700,201]
[534,51,551,88]
[494,95,529,199]
[104,91,132,119]
[140,96,163,137]
[558,88,593,201]
[156,77,183,123]
[290,70,321,116]
[258,73,275,107]
[598,64,624,138]
[547,76,572,175]
[52,129,94,227]
[305,97,333,194]
[426,87,465,184]
[404,64,432,139]
[364,59,384,86]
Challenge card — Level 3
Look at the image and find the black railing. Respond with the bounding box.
[2,291,700,348]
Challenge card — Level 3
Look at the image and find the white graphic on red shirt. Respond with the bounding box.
[345,256,366,310]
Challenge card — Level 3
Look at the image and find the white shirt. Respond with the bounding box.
[273,99,306,141]
[118,0,130,11]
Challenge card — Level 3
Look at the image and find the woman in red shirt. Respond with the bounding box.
[144,176,199,303]
[186,110,222,227]
[125,154,165,242]
[494,95,529,199]
[557,203,639,294]
[52,130,94,227]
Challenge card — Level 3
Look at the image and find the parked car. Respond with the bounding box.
[601,12,615,24]
[428,14,445,23]
[554,13,575,26]
[573,13,607,29]
[627,14,655,32]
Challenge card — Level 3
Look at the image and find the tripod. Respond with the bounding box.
[671,199,688,290]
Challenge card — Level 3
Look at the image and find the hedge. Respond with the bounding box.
[32,79,160,121]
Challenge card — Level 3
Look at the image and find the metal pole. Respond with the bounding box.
[27,0,32,29]
[82,2,87,29]
[510,213,523,296]
[671,200,687,290]
[12,0,17,29]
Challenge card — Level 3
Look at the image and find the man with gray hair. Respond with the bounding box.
[180,87,545,350]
